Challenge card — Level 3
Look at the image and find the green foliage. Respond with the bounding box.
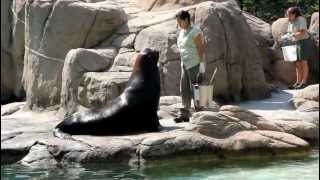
[237,0,319,23]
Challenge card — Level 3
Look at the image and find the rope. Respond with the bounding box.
[10,5,64,63]
[11,7,26,25]
[25,46,65,63]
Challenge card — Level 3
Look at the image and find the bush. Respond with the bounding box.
[237,0,319,23]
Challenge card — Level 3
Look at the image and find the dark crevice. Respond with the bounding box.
[213,5,232,102]
[82,7,99,48]
[7,0,14,50]
[39,0,57,50]
[1,141,37,165]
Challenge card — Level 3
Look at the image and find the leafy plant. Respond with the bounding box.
[237,0,319,23]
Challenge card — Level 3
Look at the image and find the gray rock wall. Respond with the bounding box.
[22,0,127,109]
[1,0,26,104]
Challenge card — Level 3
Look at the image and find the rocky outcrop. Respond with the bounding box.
[1,108,311,166]
[292,84,319,112]
[1,102,26,116]
[194,2,271,102]
[3,0,276,112]
[135,19,181,95]
[243,12,274,82]
[270,18,296,85]
[310,12,319,43]
[186,104,318,141]
[243,12,273,47]
[22,0,127,109]
[77,71,132,108]
[133,0,238,11]
[58,47,117,116]
[60,0,273,114]
[1,0,26,104]
[2,88,318,166]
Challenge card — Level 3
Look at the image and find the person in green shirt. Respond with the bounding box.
[174,10,206,123]
[281,7,312,89]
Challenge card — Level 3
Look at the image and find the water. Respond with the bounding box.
[1,150,319,180]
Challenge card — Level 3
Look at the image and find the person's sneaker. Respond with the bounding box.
[295,83,306,89]
[174,117,189,123]
[195,106,204,112]
[288,82,299,89]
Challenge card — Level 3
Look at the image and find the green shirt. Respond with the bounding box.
[287,16,310,41]
[177,25,202,69]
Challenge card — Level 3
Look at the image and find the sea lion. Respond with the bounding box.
[53,48,161,136]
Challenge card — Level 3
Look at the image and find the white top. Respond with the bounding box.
[287,16,310,41]
[177,25,202,69]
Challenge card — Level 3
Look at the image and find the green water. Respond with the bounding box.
[1,150,319,180]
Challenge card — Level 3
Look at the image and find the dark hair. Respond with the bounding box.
[175,10,191,23]
[287,7,301,18]
[270,15,279,22]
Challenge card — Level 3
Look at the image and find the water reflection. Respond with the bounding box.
[1,150,319,180]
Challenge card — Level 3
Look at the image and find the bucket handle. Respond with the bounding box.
[209,67,218,85]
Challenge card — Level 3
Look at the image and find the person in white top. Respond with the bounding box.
[174,10,206,123]
[281,7,312,89]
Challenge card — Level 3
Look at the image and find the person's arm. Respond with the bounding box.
[292,17,308,39]
[292,29,306,39]
[194,32,205,63]
[193,31,206,73]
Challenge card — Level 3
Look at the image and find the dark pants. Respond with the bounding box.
[179,64,199,118]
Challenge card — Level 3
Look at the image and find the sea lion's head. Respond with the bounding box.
[140,48,159,69]
[133,48,160,74]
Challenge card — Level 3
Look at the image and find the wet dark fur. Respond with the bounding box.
[54,49,161,136]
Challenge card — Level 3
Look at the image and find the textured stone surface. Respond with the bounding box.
[133,0,238,11]
[77,72,132,108]
[292,84,319,112]
[1,0,26,104]
[59,47,117,116]
[22,0,127,109]
[2,90,316,166]
[1,111,310,166]
[310,12,319,43]
[194,2,271,102]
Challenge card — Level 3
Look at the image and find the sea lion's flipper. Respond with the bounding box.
[53,128,73,140]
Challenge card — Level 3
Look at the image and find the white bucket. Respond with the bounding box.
[282,45,298,62]
[193,85,213,107]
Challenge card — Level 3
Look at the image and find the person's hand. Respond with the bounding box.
[199,62,205,73]
[280,33,294,41]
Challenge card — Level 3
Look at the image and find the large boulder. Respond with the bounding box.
[186,105,318,140]
[243,12,274,82]
[135,1,272,102]
[292,84,319,112]
[58,47,118,116]
[243,12,273,47]
[22,0,127,109]
[194,2,271,102]
[132,0,238,11]
[77,71,131,108]
[271,18,289,41]
[1,110,310,165]
[309,12,319,43]
[186,111,257,138]
[269,18,296,85]
[1,0,26,104]
[135,19,181,95]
